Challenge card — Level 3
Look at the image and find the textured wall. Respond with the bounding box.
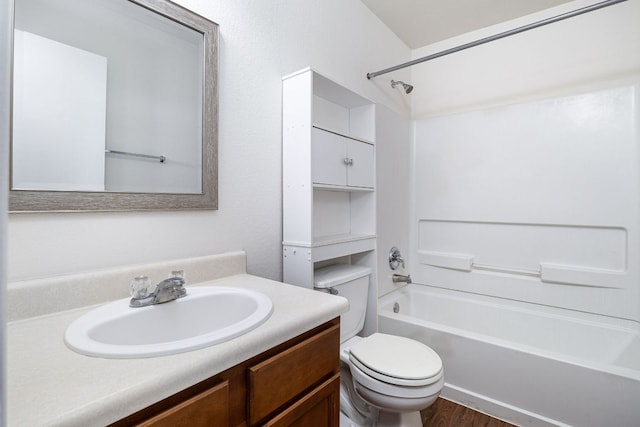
[1,0,11,423]
[7,0,411,282]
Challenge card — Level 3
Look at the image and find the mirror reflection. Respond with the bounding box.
[10,0,218,210]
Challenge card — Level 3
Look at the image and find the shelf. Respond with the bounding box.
[311,70,372,108]
[313,183,375,192]
[283,234,376,248]
[284,234,376,263]
[312,233,376,247]
[313,235,376,262]
[311,125,375,146]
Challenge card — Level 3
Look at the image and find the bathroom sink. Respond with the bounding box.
[64,286,273,358]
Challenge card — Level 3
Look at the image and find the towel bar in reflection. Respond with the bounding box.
[105,149,166,163]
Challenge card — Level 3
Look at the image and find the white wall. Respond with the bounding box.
[7,0,411,282]
[375,105,412,297]
[1,1,10,424]
[12,30,107,191]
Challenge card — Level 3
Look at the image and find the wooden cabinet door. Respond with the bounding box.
[262,374,340,427]
[136,380,229,427]
[248,323,340,425]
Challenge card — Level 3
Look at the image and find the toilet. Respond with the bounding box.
[314,264,443,427]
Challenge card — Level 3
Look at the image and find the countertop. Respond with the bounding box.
[7,274,348,427]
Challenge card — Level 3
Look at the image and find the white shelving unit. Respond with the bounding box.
[282,68,377,310]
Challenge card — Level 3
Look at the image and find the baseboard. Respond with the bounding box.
[441,383,570,427]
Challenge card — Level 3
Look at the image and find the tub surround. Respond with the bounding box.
[7,252,348,426]
[412,84,640,322]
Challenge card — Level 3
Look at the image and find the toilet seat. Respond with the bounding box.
[349,333,443,387]
[349,360,443,400]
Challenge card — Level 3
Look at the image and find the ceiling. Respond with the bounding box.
[360,0,576,49]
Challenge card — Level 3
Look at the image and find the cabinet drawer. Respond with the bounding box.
[248,323,340,425]
[263,373,340,427]
[136,380,229,427]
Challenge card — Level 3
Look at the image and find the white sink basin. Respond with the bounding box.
[64,286,273,358]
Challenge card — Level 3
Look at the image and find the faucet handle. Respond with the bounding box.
[389,247,406,270]
[130,276,151,299]
[169,270,187,298]
[170,270,185,280]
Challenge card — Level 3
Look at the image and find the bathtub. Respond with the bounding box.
[378,284,640,427]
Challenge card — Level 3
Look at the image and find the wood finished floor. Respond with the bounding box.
[421,398,517,427]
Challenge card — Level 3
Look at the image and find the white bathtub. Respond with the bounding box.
[378,284,640,427]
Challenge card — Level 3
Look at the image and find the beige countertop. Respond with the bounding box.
[7,274,348,427]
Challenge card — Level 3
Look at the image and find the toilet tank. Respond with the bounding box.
[314,264,371,343]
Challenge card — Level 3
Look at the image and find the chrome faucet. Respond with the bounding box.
[130,276,187,307]
[392,274,412,284]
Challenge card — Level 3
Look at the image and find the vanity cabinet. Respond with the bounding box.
[282,68,378,310]
[110,318,340,427]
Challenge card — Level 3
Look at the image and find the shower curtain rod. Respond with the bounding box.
[366,0,627,79]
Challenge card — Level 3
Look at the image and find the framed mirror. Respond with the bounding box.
[9,0,218,212]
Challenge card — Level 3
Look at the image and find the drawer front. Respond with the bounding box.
[263,374,340,427]
[137,380,229,427]
[248,323,340,425]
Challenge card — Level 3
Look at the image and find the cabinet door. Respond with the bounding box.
[312,128,347,186]
[347,140,374,188]
[248,323,340,425]
[262,374,340,427]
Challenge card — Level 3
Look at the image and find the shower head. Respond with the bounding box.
[391,80,413,94]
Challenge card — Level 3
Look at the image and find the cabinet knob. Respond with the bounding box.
[344,158,354,166]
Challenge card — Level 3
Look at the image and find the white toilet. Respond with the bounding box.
[314,264,443,427]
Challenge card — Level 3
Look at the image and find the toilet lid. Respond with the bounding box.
[349,333,442,384]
